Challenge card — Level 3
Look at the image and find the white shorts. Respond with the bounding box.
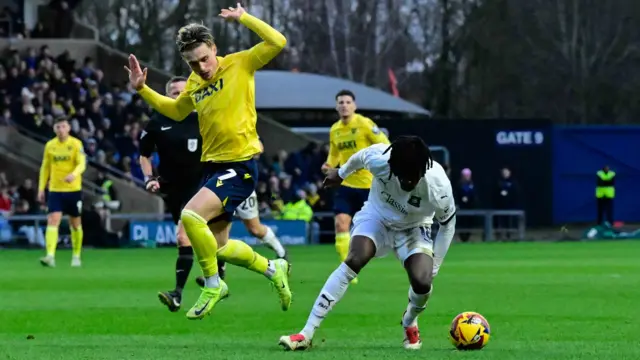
[351,210,433,264]
[234,191,259,220]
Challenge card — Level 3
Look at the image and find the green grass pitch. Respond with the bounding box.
[1,240,639,360]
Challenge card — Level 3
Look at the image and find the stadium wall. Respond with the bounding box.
[552,126,640,224]
[280,118,554,227]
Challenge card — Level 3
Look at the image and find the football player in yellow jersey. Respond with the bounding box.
[37,117,87,268]
[321,90,390,284]
[125,2,291,320]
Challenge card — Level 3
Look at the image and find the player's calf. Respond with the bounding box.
[400,253,434,350]
[279,236,374,349]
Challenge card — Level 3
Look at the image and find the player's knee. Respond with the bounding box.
[47,214,61,226]
[410,272,433,294]
[344,251,370,274]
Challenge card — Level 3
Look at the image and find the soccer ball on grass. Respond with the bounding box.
[449,311,491,350]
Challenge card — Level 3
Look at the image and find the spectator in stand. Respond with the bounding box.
[18,178,37,209]
[30,22,47,38]
[8,182,20,203]
[0,186,12,212]
[256,181,271,214]
[277,189,314,222]
[456,168,478,242]
[0,172,8,187]
[0,108,12,125]
[306,183,325,211]
[279,175,295,203]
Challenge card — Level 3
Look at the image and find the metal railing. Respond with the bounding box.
[310,209,525,241]
[1,209,526,245]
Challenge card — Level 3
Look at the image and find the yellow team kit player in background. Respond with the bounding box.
[322,90,390,284]
[38,117,87,268]
[125,2,291,320]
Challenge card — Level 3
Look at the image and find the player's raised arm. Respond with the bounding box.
[125,54,194,121]
[37,142,51,202]
[220,3,286,70]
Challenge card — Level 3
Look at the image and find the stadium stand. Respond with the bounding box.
[0,43,336,222]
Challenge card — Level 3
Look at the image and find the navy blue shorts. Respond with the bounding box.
[333,185,369,216]
[200,159,258,223]
[47,191,83,217]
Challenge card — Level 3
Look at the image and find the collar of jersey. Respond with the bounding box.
[337,114,360,127]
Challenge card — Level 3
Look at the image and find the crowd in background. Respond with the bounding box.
[0,1,78,39]
[0,45,336,220]
[0,45,522,238]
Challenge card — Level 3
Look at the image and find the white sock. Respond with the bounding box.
[204,273,220,288]
[265,260,276,278]
[259,227,286,258]
[402,286,432,328]
[300,263,357,339]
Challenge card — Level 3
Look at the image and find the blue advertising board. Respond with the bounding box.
[129,220,308,246]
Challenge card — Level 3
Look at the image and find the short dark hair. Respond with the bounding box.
[335,89,355,101]
[165,76,188,94]
[176,23,214,53]
[54,116,69,124]
[384,136,433,180]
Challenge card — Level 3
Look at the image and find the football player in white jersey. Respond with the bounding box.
[279,136,457,351]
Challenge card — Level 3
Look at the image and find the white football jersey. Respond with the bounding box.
[338,143,455,230]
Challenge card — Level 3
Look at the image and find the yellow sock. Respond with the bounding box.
[45,226,59,257]
[70,226,83,257]
[180,210,218,277]
[335,232,350,262]
[217,239,272,277]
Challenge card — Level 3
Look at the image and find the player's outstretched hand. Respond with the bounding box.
[124,54,147,91]
[323,168,343,188]
[219,2,246,21]
[320,163,332,175]
[145,178,160,193]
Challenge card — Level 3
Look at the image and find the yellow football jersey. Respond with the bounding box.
[38,136,86,192]
[326,114,390,189]
[137,13,286,163]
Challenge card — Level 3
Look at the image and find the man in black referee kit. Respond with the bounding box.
[139,76,202,312]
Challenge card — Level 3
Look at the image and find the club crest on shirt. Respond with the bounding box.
[187,139,198,152]
[408,196,421,207]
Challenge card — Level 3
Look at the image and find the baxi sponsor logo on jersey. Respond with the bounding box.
[129,219,308,246]
[495,130,545,146]
[194,78,224,104]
